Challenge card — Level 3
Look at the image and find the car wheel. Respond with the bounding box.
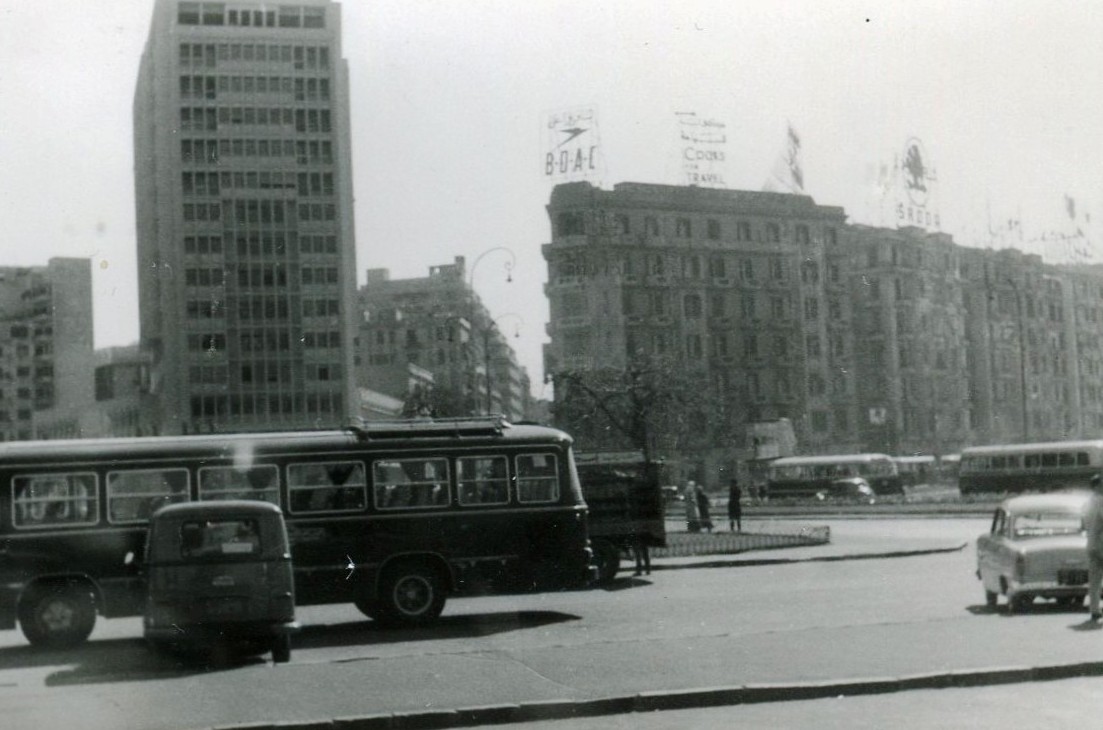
[1008,594,1032,614]
[377,562,446,626]
[985,590,998,609]
[19,584,96,648]
[271,634,291,664]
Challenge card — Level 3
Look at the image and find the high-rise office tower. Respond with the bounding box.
[135,1,357,434]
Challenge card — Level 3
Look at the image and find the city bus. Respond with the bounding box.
[766,453,902,497]
[958,440,1103,495]
[0,417,595,647]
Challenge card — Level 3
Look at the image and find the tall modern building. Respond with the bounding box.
[0,259,95,441]
[134,1,357,434]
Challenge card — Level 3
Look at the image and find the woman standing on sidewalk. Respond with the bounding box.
[696,483,714,533]
[684,480,700,532]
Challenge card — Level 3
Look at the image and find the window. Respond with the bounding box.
[287,461,367,513]
[736,221,752,241]
[180,518,260,559]
[373,458,449,509]
[684,293,702,318]
[765,223,780,243]
[676,218,692,238]
[795,225,810,245]
[107,468,190,524]
[644,216,660,236]
[457,456,509,505]
[13,473,98,528]
[803,297,819,320]
[811,411,829,432]
[516,454,559,503]
[707,219,721,240]
[178,3,200,24]
[198,465,279,504]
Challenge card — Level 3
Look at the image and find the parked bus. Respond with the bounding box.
[766,453,902,497]
[0,417,595,647]
[573,451,666,583]
[958,440,1103,495]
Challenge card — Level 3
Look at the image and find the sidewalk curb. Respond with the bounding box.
[651,542,969,571]
[222,660,1103,729]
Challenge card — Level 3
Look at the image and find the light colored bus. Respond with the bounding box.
[958,440,1103,495]
[0,417,595,648]
[766,453,902,497]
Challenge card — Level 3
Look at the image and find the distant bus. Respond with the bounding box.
[766,453,902,497]
[574,451,667,583]
[958,440,1103,495]
[0,417,595,647]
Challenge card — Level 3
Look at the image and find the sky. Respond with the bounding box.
[1,0,1101,401]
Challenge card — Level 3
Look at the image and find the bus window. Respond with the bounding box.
[1041,453,1058,468]
[372,458,449,509]
[13,473,99,528]
[1059,453,1076,467]
[287,461,366,513]
[198,465,279,504]
[457,456,509,505]
[106,468,190,523]
[516,454,559,503]
[992,456,1006,469]
[1079,452,1091,466]
[1025,454,1041,468]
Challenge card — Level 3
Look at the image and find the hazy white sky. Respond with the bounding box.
[1,0,1100,398]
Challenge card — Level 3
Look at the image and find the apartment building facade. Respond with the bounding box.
[543,182,1103,482]
[134,0,357,434]
[357,258,533,423]
[0,259,95,441]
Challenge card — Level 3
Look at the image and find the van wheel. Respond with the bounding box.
[271,634,291,664]
[594,540,621,585]
[378,563,446,626]
[19,585,96,648]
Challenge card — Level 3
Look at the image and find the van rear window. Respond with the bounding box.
[180,518,260,558]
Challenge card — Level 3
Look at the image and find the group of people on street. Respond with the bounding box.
[682,478,744,533]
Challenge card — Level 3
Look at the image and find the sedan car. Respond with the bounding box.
[976,491,1092,613]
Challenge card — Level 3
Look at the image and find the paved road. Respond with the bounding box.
[8,515,1099,730]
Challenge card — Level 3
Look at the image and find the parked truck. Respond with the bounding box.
[574,451,667,583]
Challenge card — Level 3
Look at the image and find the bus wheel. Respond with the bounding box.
[271,634,291,664]
[378,563,446,626]
[594,540,621,585]
[19,584,96,648]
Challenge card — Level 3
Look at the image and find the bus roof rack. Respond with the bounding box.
[345,415,511,441]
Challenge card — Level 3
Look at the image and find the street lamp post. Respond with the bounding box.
[483,313,523,416]
[466,247,517,415]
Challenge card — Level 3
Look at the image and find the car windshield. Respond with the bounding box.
[1011,512,1084,539]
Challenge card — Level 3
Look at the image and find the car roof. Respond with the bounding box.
[1000,491,1091,512]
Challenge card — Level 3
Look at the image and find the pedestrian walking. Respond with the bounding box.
[696,483,714,533]
[1086,474,1103,621]
[683,480,700,532]
[727,479,743,532]
[631,538,651,576]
